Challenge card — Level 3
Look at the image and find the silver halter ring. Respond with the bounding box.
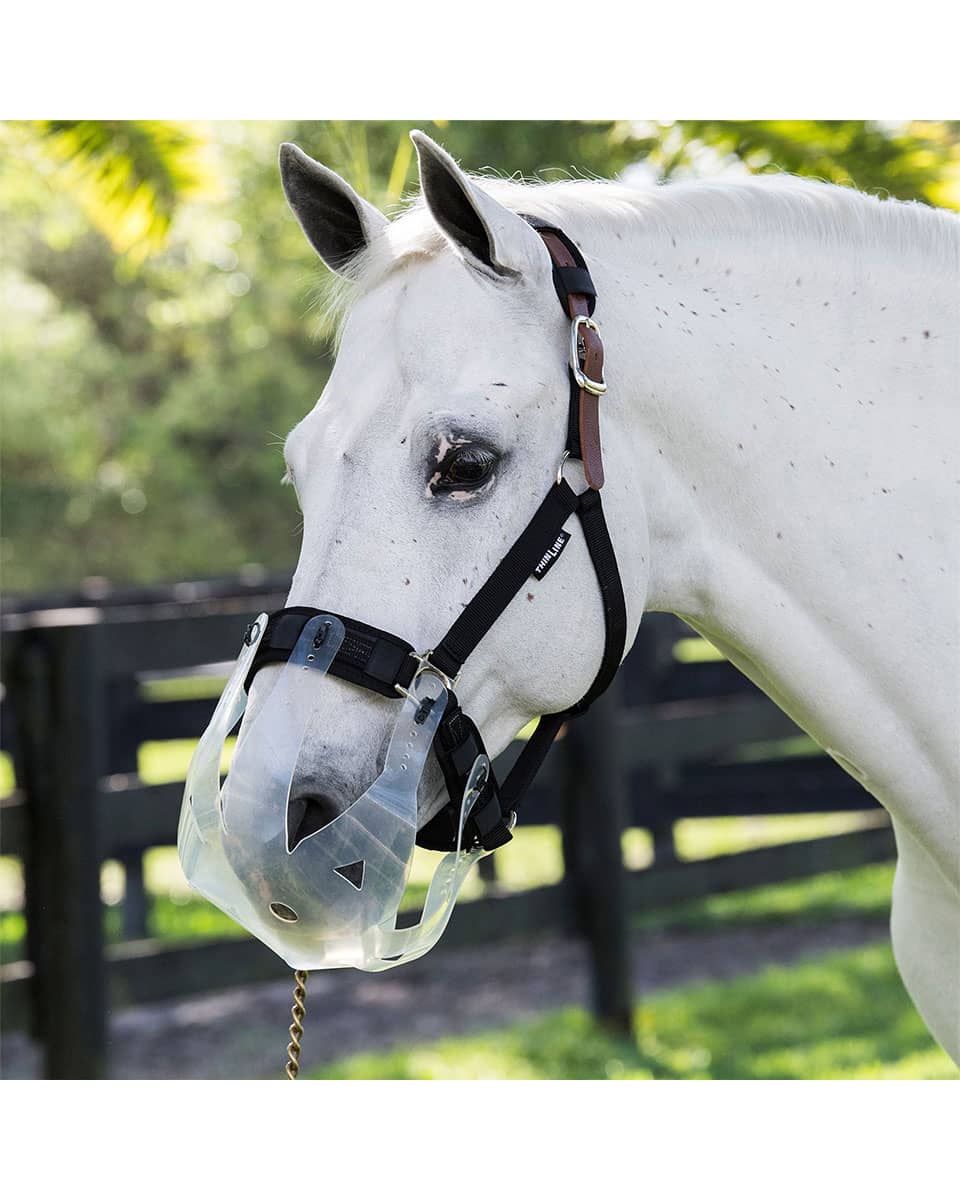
[394,650,461,703]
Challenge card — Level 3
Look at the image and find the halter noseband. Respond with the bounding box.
[244,217,627,852]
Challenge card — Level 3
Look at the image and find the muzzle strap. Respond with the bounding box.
[245,606,418,699]
[419,695,514,851]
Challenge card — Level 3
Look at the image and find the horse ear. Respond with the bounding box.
[279,143,388,275]
[410,130,547,280]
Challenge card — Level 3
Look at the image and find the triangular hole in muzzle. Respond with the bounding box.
[333,860,365,890]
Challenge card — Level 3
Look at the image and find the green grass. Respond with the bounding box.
[0,889,252,964]
[633,861,895,932]
[0,853,896,968]
[140,674,228,703]
[673,636,725,664]
[311,942,958,1080]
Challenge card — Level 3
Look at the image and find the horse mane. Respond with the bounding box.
[317,172,959,339]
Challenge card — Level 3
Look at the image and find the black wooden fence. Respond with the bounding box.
[0,577,892,1077]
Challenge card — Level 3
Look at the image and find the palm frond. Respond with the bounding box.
[30,120,220,259]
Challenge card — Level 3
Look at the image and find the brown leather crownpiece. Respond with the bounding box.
[575,322,605,490]
[536,230,605,489]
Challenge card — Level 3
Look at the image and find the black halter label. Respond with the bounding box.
[532,529,571,580]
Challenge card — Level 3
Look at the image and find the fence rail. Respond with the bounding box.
[0,579,888,1077]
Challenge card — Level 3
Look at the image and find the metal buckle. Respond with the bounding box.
[569,315,607,396]
[394,650,461,703]
[556,449,572,486]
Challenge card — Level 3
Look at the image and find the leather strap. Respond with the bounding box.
[522,219,606,489]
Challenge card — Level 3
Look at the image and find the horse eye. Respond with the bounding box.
[435,446,498,492]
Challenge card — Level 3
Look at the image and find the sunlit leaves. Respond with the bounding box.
[672,120,960,210]
[26,120,221,260]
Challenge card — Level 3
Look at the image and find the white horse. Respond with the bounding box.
[267,130,959,1063]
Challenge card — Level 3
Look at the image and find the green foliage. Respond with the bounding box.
[312,943,959,1079]
[674,120,960,209]
[1,121,316,588]
[2,121,957,592]
[23,120,219,258]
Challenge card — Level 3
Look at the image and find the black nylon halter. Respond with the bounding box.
[245,218,627,852]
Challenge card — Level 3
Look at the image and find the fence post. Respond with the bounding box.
[649,794,679,866]
[9,614,108,1078]
[561,672,634,1039]
[625,616,681,863]
[108,675,150,939]
[477,852,499,890]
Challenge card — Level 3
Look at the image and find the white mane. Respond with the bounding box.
[320,172,958,335]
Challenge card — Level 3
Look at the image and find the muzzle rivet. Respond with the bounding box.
[270,901,299,923]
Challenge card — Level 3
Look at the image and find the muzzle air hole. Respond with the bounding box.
[270,901,299,923]
[334,860,365,890]
[287,791,344,851]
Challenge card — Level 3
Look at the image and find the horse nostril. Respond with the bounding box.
[287,791,345,851]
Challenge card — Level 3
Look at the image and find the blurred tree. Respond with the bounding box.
[288,119,960,210]
[20,121,219,260]
[673,120,960,209]
[1,120,956,593]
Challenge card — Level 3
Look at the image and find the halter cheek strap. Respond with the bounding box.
[246,217,627,853]
[420,218,626,844]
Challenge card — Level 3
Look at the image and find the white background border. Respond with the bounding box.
[1,2,955,1192]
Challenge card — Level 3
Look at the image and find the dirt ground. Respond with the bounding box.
[1,916,889,1079]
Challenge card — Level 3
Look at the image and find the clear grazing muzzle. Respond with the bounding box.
[177,614,487,971]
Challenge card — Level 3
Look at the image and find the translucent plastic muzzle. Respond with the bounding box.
[177,614,486,971]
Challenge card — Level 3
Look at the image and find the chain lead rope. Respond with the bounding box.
[284,969,309,1079]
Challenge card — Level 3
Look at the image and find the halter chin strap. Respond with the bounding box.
[246,217,627,853]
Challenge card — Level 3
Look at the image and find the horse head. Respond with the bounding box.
[254,132,645,845]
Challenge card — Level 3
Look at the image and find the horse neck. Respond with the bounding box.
[576,198,958,863]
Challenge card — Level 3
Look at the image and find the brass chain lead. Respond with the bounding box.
[284,969,309,1079]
